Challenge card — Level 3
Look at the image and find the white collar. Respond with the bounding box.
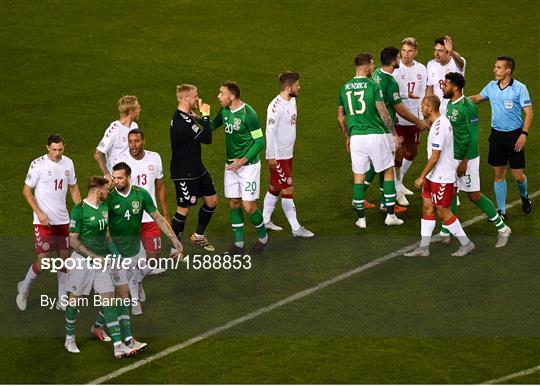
[115,185,132,197]
[83,199,99,209]
[230,103,245,113]
[452,95,465,104]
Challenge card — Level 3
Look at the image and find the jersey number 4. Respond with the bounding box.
[345,90,366,115]
[124,209,131,220]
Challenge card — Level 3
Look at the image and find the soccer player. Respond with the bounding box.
[64,176,136,358]
[114,129,169,315]
[426,36,466,116]
[262,71,314,238]
[97,162,183,351]
[470,56,534,217]
[94,95,141,180]
[393,37,428,198]
[372,46,429,207]
[434,73,511,247]
[338,52,404,229]
[211,81,269,254]
[404,96,475,257]
[17,134,81,311]
[170,84,218,253]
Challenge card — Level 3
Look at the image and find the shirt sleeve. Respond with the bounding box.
[244,108,265,161]
[519,84,532,107]
[465,103,479,158]
[374,83,384,102]
[479,83,491,100]
[426,62,434,87]
[338,88,344,107]
[25,160,40,188]
[155,153,164,179]
[211,108,224,131]
[265,104,279,159]
[69,204,83,234]
[68,161,77,185]
[141,188,157,214]
[389,79,402,106]
[96,125,117,154]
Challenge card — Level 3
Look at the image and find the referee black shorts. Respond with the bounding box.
[173,172,217,207]
[488,128,525,169]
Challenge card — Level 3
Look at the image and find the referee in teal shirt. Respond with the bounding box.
[471,56,534,218]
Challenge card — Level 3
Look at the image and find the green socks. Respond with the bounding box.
[382,180,397,215]
[230,208,245,247]
[65,305,78,336]
[475,194,507,231]
[102,306,122,345]
[116,304,133,342]
[353,183,366,218]
[249,209,268,242]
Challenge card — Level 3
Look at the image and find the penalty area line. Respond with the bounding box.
[89,190,540,384]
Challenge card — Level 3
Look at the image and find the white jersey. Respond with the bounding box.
[427,57,466,116]
[25,155,77,225]
[115,150,163,223]
[265,95,297,160]
[426,116,455,183]
[96,120,138,172]
[393,60,428,126]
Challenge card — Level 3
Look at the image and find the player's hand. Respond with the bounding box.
[345,137,350,153]
[457,160,468,177]
[267,159,277,170]
[407,92,420,99]
[514,134,526,152]
[416,119,429,131]
[226,158,247,172]
[394,135,402,149]
[104,173,113,186]
[414,177,424,189]
[199,102,211,117]
[170,238,184,260]
[444,35,454,53]
[37,211,50,226]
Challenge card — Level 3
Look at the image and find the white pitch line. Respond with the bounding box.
[89,190,540,384]
[482,364,540,384]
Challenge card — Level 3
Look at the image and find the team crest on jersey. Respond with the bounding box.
[42,242,50,251]
[268,118,275,125]
[131,201,141,214]
[417,74,423,80]
[90,216,95,220]
[191,124,199,133]
[47,170,52,176]
[65,170,70,176]
[291,114,297,125]
[233,117,241,128]
[148,165,155,172]
[102,211,108,219]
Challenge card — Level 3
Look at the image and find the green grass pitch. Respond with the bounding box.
[1,0,539,383]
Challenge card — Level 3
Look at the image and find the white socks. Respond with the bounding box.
[57,271,67,302]
[445,217,470,245]
[282,198,301,231]
[401,159,412,180]
[21,265,39,293]
[263,191,279,223]
[420,218,436,247]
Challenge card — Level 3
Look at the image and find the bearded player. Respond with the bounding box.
[114,129,169,315]
[262,71,314,238]
[404,96,474,257]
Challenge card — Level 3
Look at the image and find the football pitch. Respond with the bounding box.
[1,0,539,383]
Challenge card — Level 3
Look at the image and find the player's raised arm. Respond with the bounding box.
[444,35,465,70]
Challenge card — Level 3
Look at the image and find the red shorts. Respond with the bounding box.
[422,179,454,207]
[269,158,293,190]
[395,124,421,145]
[34,224,69,254]
[141,221,161,253]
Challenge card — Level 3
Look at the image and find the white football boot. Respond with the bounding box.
[495,227,511,248]
[16,281,28,311]
[385,214,404,226]
[138,283,146,303]
[292,226,315,238]
[131,300,143,316]
[265,221,283,231]
[126,338,148,352]
[396,190,410,206]
[404,247,430,257]
[114,343,137,359]
[64,336,80,354]
[355,218,367,229]
[451,241,475,256]
[401,185,414,196]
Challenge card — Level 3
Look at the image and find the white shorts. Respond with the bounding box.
[386,133,397,153]
[110,248,145,287]
[455,157,480,192]
[66,252,115,296]
[350,134,394,174]
[224,161,261,201]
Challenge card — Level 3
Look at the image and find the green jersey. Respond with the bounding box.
[107,185,156,258]
[69,200,109,256]
[338,76,387,136]
[446,96,480,160]
[211,103,264,165]
[372,68,402,124]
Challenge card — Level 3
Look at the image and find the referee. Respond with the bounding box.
[471,56,533,218]
[170,84,218,251]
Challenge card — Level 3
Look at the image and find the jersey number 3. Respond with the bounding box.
[345,90,366,115]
